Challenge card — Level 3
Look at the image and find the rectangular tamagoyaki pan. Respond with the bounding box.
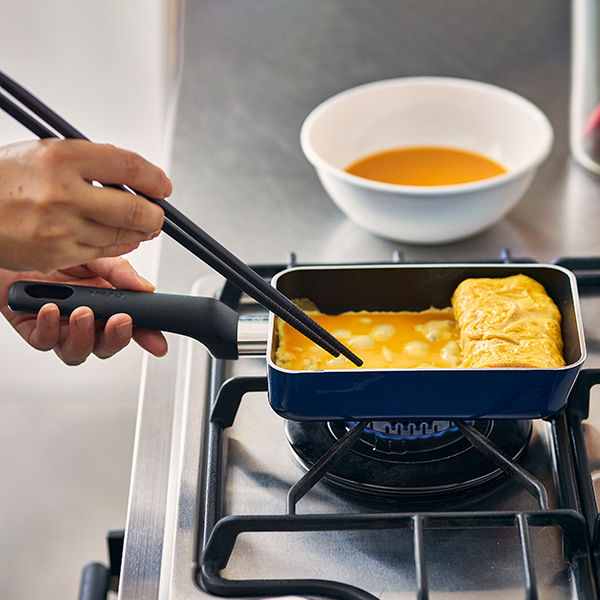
[265,263,586,421]
[7,263,586,421]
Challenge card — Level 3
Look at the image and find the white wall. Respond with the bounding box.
[0,0,175,403]
[0,1,179,598]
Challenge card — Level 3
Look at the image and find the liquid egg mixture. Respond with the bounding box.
[345,145,507,186]
[275,307,461,370]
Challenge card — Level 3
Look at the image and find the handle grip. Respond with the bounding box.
[554,257,600,295]
[78,562,110,600]
[8,281,240,359]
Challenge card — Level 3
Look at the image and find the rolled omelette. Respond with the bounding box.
[451,274,565,368]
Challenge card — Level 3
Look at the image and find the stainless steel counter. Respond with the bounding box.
[119,1,600,598]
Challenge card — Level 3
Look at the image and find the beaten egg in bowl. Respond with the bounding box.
[275,306,461,370]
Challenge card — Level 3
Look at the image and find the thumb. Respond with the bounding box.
[83,257,156,291]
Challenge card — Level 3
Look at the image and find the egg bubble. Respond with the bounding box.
[371,324,396,342]
[333,329,352,340]
[349,335,375,349]
[403,341,429,359]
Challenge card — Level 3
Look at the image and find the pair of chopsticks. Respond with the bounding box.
[0,70,362,366]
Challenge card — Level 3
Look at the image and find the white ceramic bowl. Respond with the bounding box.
[300,77,553,244]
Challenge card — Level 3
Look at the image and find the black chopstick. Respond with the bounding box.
[0,90,58,139]
[0,89,343,361]
[160,220,347,358]
[0,73,358,364]
[0,72,363,366]
[0,92,339,359]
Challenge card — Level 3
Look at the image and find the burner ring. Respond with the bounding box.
[328,420,489,463]
[286,419,532,503]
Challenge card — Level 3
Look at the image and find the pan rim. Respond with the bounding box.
[267,262,587,374]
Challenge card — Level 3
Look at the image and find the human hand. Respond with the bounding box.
[0,139,172,273]
[0,257,168,365]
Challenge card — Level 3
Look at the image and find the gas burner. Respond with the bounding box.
[333,419,479,461]
[286,419,532,504]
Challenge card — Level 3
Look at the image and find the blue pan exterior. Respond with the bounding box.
[267,363,581,421]
[266,263,587,421]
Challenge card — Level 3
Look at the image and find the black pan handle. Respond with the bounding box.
[78,562,110,600]
[554,257,600,295]
[7,281,240,359]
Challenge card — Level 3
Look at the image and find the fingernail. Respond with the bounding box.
[42,306,58,326]
[115,320,131,339]
[137,275,155,291]
[74,312,93,332]
[163,176,173,197]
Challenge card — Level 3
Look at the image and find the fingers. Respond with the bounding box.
[78,258,168,356]
[132,328,168,357]
[52,311,134,364]
[71,141,169,238]
[75,142,172,199]
[93,317,168,359]
[11,279,168,364]
[33,240,142,274]
[28,303,61,351]
[53,307,96,366]
[79,184,165,235]
[12,254,168,365]
[76,218,160,249]
[74,241,142,267]
[78,256,156,291]
[0,139,171,273]
[28,305,98,366]
[26,305,132,365]
[92,314,133,359]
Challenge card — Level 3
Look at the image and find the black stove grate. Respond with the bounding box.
[286,418,534,503]
[201,511,593,600]
[566,369,600,578]
[194,255,600,600]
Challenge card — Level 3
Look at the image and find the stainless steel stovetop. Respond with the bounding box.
[113,3,600,597]
[118,256,600,600]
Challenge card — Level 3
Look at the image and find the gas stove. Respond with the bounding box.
[116,255,600,600]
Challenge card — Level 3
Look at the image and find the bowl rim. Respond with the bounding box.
[300,76,554,195]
